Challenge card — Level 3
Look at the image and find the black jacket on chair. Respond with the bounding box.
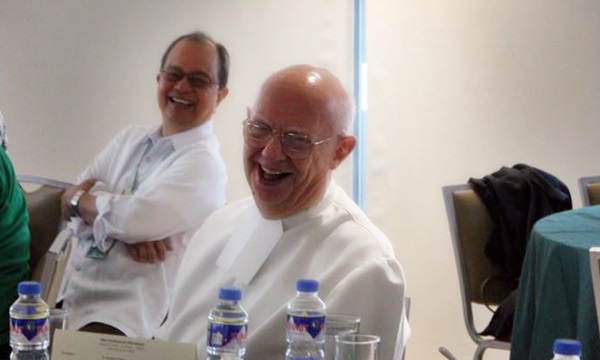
[469,163,572,279]
[468,163,572,341]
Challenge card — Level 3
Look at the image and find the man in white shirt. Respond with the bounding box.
[155,64,410,359]
[59,31,229,338]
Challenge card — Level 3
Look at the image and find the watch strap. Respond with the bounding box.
[70,189,86,217]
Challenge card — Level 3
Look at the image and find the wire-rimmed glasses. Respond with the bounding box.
[242,119,338,159]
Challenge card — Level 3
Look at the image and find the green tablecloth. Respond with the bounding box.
[511,206,600,360]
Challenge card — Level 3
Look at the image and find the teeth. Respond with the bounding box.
[262,166,284,175]
[171,96,192,105]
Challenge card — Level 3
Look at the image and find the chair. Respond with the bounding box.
[439,346,459,360]
[442,184,512,360]
[578,176,600,207]
[589,247,600,336]
[17,174,73,306]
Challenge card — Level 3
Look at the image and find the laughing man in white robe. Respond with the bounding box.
[154,64,410,360]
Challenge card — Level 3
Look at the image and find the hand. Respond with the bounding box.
[126,238,173,264]
[61,178,97,220]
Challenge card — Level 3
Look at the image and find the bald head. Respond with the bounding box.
[254,65,354,134]
[244,64,357,219]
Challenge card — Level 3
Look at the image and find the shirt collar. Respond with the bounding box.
[150,120,214,150]
[216,179,337,284]
[216,206,283,285]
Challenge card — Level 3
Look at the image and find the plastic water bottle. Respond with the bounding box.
[285,279,327,360]
[9,281,50,360]
[551,339,581,360]
[206,286,248,360]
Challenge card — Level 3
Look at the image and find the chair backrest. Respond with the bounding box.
[579,176,600,207]
[17,174,72,304]
[39,229,76,307]
[442,184,515,342]
[589,247,600,336]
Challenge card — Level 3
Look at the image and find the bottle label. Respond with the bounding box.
[286,313,325,340]
[10,316,49,343]
[207,323,247,349]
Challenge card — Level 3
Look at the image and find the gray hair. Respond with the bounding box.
[334,93,355,134]
[160,31,230,89]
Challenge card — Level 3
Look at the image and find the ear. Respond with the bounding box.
[330,135,356,170]
[216,87,229,106]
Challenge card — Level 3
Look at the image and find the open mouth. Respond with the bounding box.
[169,95,193,107]
[259,165,292,182]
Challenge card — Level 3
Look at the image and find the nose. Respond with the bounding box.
[260,132,287,160]
[173,75,193,91]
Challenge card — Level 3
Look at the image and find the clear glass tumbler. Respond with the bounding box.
[48,308,69,355]
[324,314,361,360]
[334,334,380,360]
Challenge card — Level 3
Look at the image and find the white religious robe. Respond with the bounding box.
[155,181,410,359]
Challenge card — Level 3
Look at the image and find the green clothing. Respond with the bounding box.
[0,148,30,346]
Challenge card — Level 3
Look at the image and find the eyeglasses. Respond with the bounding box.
[242,119,338,159]
[159,67,219,89]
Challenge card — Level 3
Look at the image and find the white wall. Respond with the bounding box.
[368,1,600,359]
[1,1,600,359]
[0,0,354,200]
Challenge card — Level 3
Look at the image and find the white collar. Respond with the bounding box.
[215,205,282,285]
[215,179,337,284]
[152,120,214,150]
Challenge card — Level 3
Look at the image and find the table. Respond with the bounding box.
[511,206,600,360]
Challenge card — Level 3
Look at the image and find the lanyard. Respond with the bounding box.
[123,138,174,195]
[123,141,152,195]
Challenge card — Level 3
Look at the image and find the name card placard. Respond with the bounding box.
[52,330,196,360]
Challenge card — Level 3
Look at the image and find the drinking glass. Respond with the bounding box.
[324,314,361,360]
[334,334,380,360]
[48,308,69,354]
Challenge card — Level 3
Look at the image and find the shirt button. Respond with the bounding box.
[75,265,82,272]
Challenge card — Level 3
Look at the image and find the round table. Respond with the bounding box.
[511,206,600,360]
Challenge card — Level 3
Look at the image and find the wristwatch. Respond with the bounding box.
[70,189,86,217]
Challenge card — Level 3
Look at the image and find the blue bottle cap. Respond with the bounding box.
[219,287,241,301]
[553,339,582,355]
[296,279,319,292]
[18,281,41,295]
